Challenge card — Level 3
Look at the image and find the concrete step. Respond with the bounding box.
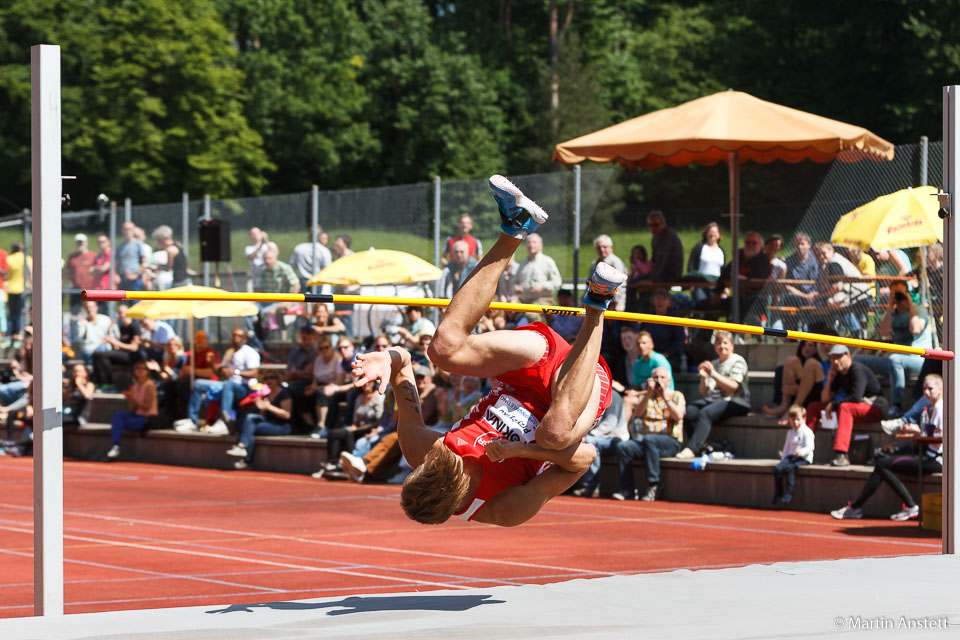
[595,458,941,518]
[64,425,329,475]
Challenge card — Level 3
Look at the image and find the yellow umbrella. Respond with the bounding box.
[307,248,442,286]
[830,186,943,251]
[124,285,259,320]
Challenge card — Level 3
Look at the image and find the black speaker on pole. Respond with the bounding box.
[199,218,231,262]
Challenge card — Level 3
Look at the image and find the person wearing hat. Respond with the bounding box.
[66,233,96,316]
[805,344,889,467]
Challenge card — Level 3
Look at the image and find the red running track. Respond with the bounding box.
[0,457,941,618]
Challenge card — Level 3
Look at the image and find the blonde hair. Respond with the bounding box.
[400,439,471,525]
[786,404,806,420]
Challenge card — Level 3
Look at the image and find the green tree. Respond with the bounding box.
[218,0,379,192]
[0,0,271,208]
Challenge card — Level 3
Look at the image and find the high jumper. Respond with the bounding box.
[350,175,626,526]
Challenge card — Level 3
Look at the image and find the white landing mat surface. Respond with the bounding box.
[2,554,958,639]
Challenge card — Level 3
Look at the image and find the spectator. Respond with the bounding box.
[115,222,147,291]
[547,289,582,343]
[805,345,889,467]
[154,331,218,427]
[6,242,30,341]
[65,233,95,314]
[495,256,518,301]
[812,242,871,334]
[873,247,913,299]
[253,249,300,341]
[289,226,333,291]
[703,231,771,320]
[305,334,339,431]
[572,389,629,498]
[412,364,441,427]
[614,366,686,501]
[0,344,31,439]
[411,333,434,372]
[144,335,187,385]
[150,225,191,290]
[441,213,483,266]
[75,300,114,368]
[624,245,653,312]
[393,306,436,350]
[105,361,157,460]
[62,363,95,428]
[643,210,684,283]
[89,235,113,290]
[853,280,931,417]
[175,328,261,434]
[765,234,786,280]
[92,303,143,390]
[513,233,563,313]
[677,331,750,459]
[639,288,686,371]
[612,325,640,388]
[244,227,278,288]
[589,234,627,310]
[325,379,387,472]
[286,325,318,432]
[831,373,942,521]
[781,232,820,306]
[772,405,815,504]
[139,317,176,364]
[762,339,825,419]
[436,240,479,299]
[308,303,345,343]
[686,222,725,282]
[309,336,360,438]
[225,369,293,470]
[633,331,674,390]
[332,233,354,260]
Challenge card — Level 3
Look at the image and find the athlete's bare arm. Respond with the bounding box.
[352,347,441,468]
[483,439,596,475]
[473,465,587,527]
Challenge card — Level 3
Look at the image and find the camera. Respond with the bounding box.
[893,291,908,303]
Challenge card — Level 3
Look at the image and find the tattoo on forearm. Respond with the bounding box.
[398,380,422,415]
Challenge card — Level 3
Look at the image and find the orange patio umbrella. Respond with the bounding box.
[553,89,895,321]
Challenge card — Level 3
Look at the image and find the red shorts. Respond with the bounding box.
[495,322,613,425]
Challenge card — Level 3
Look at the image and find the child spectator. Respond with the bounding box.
[773,405,814,504]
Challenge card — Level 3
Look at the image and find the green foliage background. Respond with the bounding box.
[1,0,958,220]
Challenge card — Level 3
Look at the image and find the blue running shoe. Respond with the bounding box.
[583,262,627,310]
[488,174,549,239]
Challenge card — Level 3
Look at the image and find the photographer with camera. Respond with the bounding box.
[612,367,686,501]
[853,280,932,418]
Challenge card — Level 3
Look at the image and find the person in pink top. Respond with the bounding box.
[106,361,157,460]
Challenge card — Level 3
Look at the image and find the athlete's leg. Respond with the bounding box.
[538,263,626,450]
[429,176,549,377]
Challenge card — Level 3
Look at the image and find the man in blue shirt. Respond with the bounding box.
[632,331,674,390]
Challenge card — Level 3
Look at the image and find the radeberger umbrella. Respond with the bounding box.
[307,248,442,286]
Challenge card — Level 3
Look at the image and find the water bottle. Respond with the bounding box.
[691,453,709,471]
[921,407,931,436]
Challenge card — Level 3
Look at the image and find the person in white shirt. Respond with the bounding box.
[289,226,333,291]
[831,373,943,522]
[772,405,815,504]
[244,227,278,289]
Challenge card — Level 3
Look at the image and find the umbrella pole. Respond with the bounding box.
[920,245,939,349]
[729,152,741,324]
[189,316,195,388]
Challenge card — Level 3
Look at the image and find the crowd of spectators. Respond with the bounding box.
[0,212,943,525]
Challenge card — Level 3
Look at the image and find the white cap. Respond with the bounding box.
[74,233,88,243]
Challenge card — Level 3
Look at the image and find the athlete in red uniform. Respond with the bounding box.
[351,175,626,527]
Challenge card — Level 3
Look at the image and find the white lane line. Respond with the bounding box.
[538,508,943,549]
[0,502,602,576]
[0,523,470,591]
[0,547,287,593]
[0,517,530,589]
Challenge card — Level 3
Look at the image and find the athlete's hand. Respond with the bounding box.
[484,439,519,462]
[351,351,392,394]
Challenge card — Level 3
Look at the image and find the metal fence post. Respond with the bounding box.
[942,86,959,554]
[573,165,581,297]
[311,184,319,292]
[181,192,189,257]
[432,176,442,325]
[30,42,64,617]
[920,135,929,185]
[203,194,211,334]
[124,197,131,224]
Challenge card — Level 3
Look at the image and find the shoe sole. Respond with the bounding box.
[488,175,549,224]
[226,449,246,457]
[590,262,628,292]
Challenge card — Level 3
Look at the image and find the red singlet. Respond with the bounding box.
[443,322,612,520]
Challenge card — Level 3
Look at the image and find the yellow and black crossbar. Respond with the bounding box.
[81,289,955,361]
